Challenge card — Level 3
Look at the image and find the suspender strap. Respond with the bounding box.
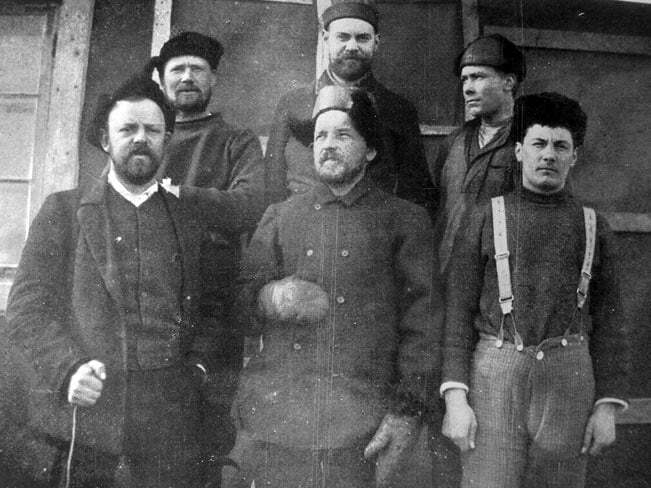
[577,207,596,310]
[491,196,513,315]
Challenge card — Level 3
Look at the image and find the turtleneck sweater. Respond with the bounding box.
[443,187,629,400]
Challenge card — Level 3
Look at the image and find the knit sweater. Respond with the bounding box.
[443,187,629,400]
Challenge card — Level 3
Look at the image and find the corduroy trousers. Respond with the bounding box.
[461,334,595,488]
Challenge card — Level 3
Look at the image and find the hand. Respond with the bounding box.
[582,403,617,456]
[258,276,329,325]
[442,389,477,452]
[364,414,420,488]
[67,360,106,407]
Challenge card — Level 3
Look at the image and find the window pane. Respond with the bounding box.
[0,97,37,179]
[0,182,29,266]
[0,15,47,94]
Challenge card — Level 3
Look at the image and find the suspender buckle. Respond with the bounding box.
[498,296,513,315]
[494,251,510,261]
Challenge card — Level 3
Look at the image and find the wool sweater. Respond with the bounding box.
[443,188,629,400]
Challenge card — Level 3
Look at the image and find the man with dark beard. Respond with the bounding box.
[222,86,440,488]
[4,76,249,487]
[264,0,434,215]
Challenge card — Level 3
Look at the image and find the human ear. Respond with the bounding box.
[514,141,523,162]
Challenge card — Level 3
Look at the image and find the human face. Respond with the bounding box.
[460,66,514,122]
[313,110,376,186]
[324,18,378,82]
[162,55,215,119]
[516,124,577,194]
[100,98,169,188]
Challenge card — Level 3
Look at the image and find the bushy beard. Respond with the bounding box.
[330,54,372,82]
[115,145,161,186]
[172,84,211,115]
[317,150,364,185]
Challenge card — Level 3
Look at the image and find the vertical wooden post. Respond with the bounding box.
[41,0,94,195]
[315,0,333,80]
[461,0,480,46]
[152,0,173,57]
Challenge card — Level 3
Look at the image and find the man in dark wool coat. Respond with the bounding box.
[264,0,434,215]
[222,85,441,488]
[4,75,249,488]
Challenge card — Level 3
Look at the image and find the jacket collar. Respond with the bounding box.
[312,172,375,207]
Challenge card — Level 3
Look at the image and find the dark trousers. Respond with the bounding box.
[462,334,595,488]
[56,367,205,488]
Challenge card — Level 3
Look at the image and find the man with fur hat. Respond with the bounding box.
[148,30,267,462]
[264,0,434,215]
[5,75,250,487]
[223,86,440,487]
[441,93,629,487]
[433,34,526,273]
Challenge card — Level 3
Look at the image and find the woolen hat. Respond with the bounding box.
[322,0,379,31]
[457,34,526,81]
[312,85,354,120]
[151,31,223,78]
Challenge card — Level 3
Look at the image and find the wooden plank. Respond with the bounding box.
[151,0,172,57]
[617,398,651,424]
[41,0,94,195]
[484,25,651,57]
[461,0,480,46]
[315,0,333,80]
[603,212,651,233]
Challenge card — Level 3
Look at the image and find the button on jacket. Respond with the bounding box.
[233,176,441,449]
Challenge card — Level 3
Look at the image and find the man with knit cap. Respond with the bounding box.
[222,86,440,487]
[441,92,630,488]
[5,76,249,487]
[433,34,526,273]
[264,0,434,215]
[149,31,266,463]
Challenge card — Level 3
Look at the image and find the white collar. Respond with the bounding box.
[107,164,159,208]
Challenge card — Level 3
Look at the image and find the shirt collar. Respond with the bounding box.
[312,172,375,207]
[316,69,376,94]
[107,163,159,207]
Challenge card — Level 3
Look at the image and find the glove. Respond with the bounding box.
[258,276,329,325]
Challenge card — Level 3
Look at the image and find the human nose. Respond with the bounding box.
[540,144,557,161]
[463,79,475,95]
[180,67,193,82]
[344,38,359,52]
[132,125,147,143]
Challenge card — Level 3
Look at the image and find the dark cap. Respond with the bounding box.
[513,92,587,147]
[312,85,383,155]
[322,0,379,31]
[87,75,175,149]
[457,34,526,81]
[150,31,223,78]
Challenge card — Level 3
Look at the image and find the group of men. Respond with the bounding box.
[2,0,629,487]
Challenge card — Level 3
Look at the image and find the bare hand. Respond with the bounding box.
[442,389,477,452]
[67,360,106,407]
[364,414,419,487]
[582,403,617,456]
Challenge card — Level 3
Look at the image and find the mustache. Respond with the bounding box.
[129,144,153,158]
[319,150,342,164]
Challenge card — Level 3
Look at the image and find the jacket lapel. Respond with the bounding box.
[76,177,127,314]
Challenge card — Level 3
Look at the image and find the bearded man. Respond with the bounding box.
[264,0,434,215]
[5,76,249,488]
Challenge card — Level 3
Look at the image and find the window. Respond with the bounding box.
[0,4,56,309]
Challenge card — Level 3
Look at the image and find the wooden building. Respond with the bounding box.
[0,0,649,485]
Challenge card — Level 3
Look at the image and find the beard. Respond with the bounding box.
[114,145,161,186]
[329,53,373,82]
[172,85,211,115]
[316,151,365,185]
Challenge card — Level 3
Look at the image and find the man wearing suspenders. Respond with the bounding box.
[440,92,630,487]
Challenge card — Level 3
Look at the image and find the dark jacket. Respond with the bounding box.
[233,176,441,450]
[264,71,434,213]
[4,177,246,455]
[433,118,517,272]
